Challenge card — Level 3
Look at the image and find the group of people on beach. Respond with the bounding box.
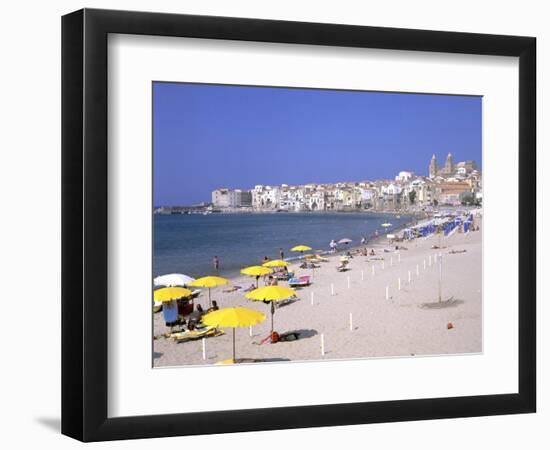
[163,299,220,331]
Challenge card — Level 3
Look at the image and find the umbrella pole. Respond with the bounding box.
[208,287,212,308]
[232,328,236,363]
[270,303,275,336]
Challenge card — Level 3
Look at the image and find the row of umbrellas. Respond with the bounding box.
[154,281,296,363]
[154,234,391,362]
[153,246,314,363]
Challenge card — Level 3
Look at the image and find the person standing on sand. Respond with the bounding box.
[213,255,219,272]
[279,248,284,260]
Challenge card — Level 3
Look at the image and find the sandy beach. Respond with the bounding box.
[153,218,482,367]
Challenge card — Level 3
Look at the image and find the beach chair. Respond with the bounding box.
[336,261,350,272]
[288,275,311,287]
[274,271,294,281]
[171,326,224,343]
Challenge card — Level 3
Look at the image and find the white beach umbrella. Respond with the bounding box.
[338,238,352,245]
[154,273,195,287]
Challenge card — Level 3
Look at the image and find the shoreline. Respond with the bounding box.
[154,211,418,279]
[155,208,428,217]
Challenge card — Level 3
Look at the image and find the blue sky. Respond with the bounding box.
[153,82,481,206]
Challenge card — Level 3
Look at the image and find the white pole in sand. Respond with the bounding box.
[310,291,314,305]
[331,283,335,296]
[438,254,443,302]
[321,334,325,356]
[390,256,393,266]
[385,286,389,300]
[398,277,401,291]
[429,255,432,266]
[347,276,351,289]
[408,270,411,283]
[372,265,375,276]
[382,261,385,270]
[423,259,426,270]
[249,325,252,337]
[349,313,353,331]
[361,270,364,281]
[202,338,206,360]
[416,264,420,277]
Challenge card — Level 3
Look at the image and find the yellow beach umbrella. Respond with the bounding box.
[262,259,291,268]
[153,287,192,303]
[291,245,312,252]
[189,276,229,307]
[241,266,273,287]
[246,286,296,335]
[203,307,266,363]
[291,244,312,261]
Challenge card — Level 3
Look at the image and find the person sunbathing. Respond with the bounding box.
[207,300,219,313]
[300,262,319,269]
[223,285,241,293]
[336,262,349,271]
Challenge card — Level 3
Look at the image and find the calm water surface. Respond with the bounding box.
[153,212,412,278]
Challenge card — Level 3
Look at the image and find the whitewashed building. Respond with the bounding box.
[252,185,281,209]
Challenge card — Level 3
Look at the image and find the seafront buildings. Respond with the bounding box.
[208,153,482,212]
[211,188,252,208]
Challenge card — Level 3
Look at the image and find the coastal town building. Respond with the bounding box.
[395,171,414,182]
[207,153,481,213]
[435,182,472,206]
[252,185,281,209]
[429,152,477,179]
[211,188,252,208]
[442,152,455,175]
[429,154,438,178]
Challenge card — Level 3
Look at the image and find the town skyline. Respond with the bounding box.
[154,83,482,206]
[153,152,481,213]
[205,152,481,212]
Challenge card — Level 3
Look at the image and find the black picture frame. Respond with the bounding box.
[62,8,536,442]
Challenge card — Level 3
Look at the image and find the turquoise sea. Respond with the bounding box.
[153,212,413,279]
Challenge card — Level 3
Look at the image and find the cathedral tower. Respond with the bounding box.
[429,154,438,178]
[443,152,454,175]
